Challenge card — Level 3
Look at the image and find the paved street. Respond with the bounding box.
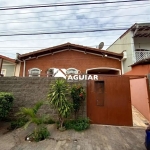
[0,123,147,150]
[0,106,148,150]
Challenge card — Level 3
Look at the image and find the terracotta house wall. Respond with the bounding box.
[19,50,121,77]
[125,64,150,75]
[130,78,150,121]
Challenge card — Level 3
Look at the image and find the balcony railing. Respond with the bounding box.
[135,50,150,62]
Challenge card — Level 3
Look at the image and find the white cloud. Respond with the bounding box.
[0,0,149,58]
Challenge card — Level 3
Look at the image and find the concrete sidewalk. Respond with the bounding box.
[0,123,146,150]
[132,105,149,127]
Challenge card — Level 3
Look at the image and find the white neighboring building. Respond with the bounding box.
[0,55,16,76]
[107,23,150,73]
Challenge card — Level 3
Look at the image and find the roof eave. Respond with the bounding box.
[0,55,15,63]
[18,43,123,60]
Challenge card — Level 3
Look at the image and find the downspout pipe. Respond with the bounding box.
[23,60,26,77]
[0,58,3,75]
[121,59,124,75]
[121,50,127,75]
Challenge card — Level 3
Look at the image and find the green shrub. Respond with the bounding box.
[64,119,75,130]
[33,126,50,142]
[10,118,28,130]
[64,118,90,131]
[0,92,14,120]
[71,85,86,119]
[73,118,90,131]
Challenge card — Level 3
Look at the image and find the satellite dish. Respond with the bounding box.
[98,42,104,50]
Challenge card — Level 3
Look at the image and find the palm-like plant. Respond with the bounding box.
[17,101,50,141]
[17,101,48,129]
[48,79,72,129]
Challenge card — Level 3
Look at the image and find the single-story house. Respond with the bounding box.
[0,55,16,77]
[0,43,134,126]
[16,42,123,77]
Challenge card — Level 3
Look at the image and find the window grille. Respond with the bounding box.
[66,68,79,74]
[28,68,41,77]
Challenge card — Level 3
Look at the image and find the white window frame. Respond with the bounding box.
[28,68,42,77]
[66,68,79,75]
[1,69,6,76]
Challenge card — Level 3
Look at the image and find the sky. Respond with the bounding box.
[0,0,150,58]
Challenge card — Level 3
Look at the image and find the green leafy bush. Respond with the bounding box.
[64,119,75,130]
[33,126,50,142]
[0,92,14,120]
[10,118,28,130]
[73,118,90,131]
[71,85,86,119]
[64,118,90,131]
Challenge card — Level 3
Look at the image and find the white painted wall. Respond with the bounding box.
[107,31,134,73]
[15,63,21,77]
[2,61,15,76]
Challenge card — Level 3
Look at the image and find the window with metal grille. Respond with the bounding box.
[66,68,79,75]
[28,68,41,77]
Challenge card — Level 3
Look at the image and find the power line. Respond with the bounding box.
[0,25,129,34]
[0,25,130,34]
[0,2,149,17]
[0,17,149,34]
[0,26,126,35]
[0,34,122,42]
[0,25,127,34]
[0,13,149,25]
[0,0,149,11]
[0,4,149,23]
[0,0,109,9]
[0,28,128,37]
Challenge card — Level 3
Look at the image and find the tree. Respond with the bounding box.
[48,79,72,130]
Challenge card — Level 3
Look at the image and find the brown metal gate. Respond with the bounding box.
[87,75,133,126]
